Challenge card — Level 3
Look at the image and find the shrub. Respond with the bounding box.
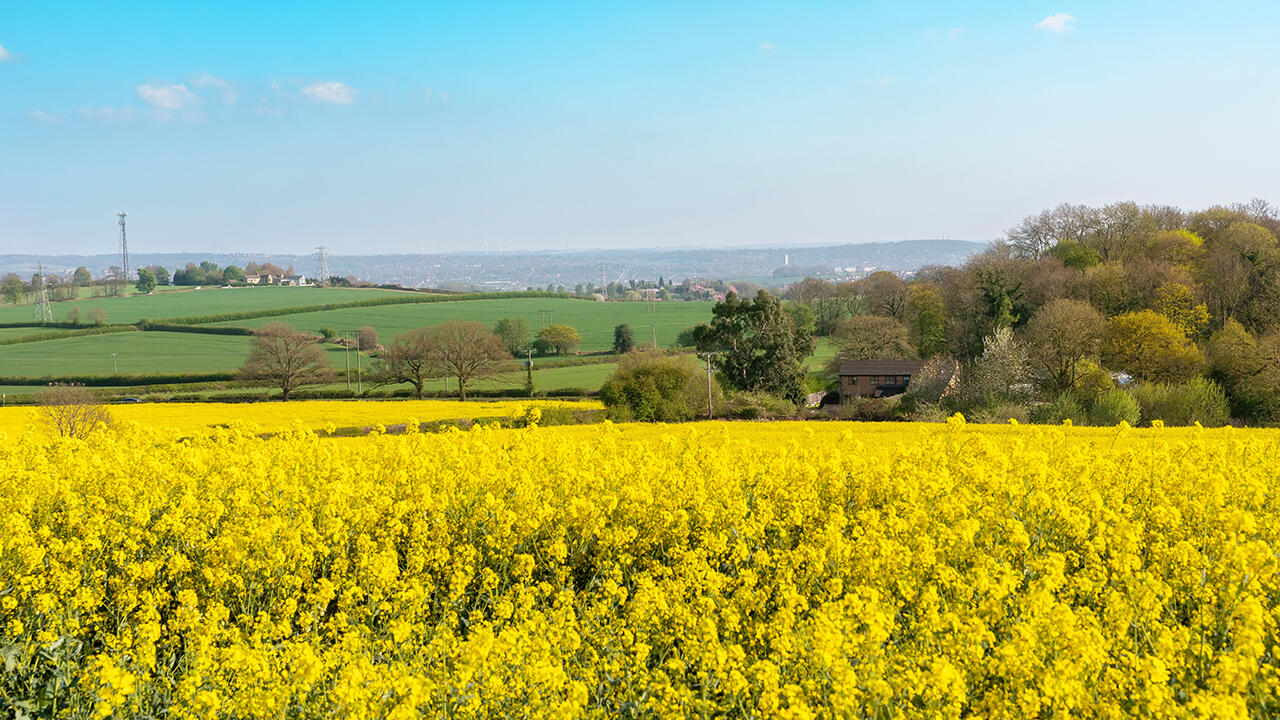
[1088,388,1140,427]
[1030,393,1085,425]
[600,353,716,421]
[1133,378,1231,427]
[969,402,1029,425]
[725,391,799,420]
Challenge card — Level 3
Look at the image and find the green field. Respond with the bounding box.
[211,297,713,353]
[0,332,252,376]
[0,291,712,390]
[0,286,409,325]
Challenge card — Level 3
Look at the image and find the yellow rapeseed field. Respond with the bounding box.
[0,399,602,438]
[2,416,1278,718]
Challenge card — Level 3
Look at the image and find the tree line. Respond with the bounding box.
[783,198,1280,425]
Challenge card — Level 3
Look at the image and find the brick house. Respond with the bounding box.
[838,360,924,402]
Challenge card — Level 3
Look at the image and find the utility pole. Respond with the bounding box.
[698,351,721,419]
[650,323,657,350]
[117,212,129,284]
[111,352,118,375]
[525,349,534,397]
[338,330,354,391]
[539,309,554,329]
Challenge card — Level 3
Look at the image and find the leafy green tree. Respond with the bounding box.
[1,275,23,305]
[73,266,93,286]
[536,324,581,355]
[1101,310,1204,383]
[906,284,947,357]
[223,265,247,283]
[151,265,171,286]
[493,317,530,356]
[613,324,636,354]
[1151,282,1209,336]
[66,307,82,325]
[1206,319,1280,423]
[135,268,157,294]
[694,290,816,403]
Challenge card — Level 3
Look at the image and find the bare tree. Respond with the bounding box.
[372,328,442,399]
[432,320,510,400]
[1022,298,1104,393]
[240,322,335,400]
[357,325,379,351]
[37,384,112,438]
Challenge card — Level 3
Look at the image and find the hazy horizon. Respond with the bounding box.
[3,1,1278,255]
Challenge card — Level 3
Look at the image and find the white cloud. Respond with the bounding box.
[879,75,893,86]
[137,83,201,109]
[301,80,358,105]
[188,73,237,103]
[947,28,964,38]
[25,110,63,125]
[0,44,12,61]
[1035,12,1076,33]
[77,106,136,122]
[758,41,776,51]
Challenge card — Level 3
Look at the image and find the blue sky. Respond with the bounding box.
[2,1,1278,255]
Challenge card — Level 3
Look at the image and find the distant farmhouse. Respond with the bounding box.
[838,360,924,403]
[244,273,307,286]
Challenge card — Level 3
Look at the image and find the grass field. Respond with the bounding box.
[0,291,709,389]
[0,286,407,325]
[210,297,713,352]
[0,331,251,376]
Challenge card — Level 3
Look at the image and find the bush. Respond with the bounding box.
[600,353,717,421]
[838,396,897,422]
[1031,393,1085,425]
[725,391,798,420]
[1133,378,1231,427]
[1088,388,1140,426]
[969,402,1029,425]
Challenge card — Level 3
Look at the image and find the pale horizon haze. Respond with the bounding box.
[2,1,1278,255]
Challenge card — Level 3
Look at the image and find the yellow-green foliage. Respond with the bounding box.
[2,417,1278,718]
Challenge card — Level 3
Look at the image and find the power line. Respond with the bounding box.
[33,261,52,323]
[315,246,330,287]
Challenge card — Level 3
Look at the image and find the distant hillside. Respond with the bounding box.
[0,239,986,289]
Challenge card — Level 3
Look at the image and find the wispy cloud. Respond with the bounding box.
[758,41,776,51]
[77,106,136,122]
[1035,12,1076,33]
[25,110,63,125]
[0,43,12,61]
[188,73,237,103]
[947,28,964,39]
[301,81,358,105]
[137,83,201,109]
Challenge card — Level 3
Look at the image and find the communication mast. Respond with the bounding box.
[34,261,53,323]
[117,212,129,283]
[315,246,330,287]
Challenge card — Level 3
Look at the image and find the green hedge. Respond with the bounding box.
[0,371,237,387]
[0,325,138,346]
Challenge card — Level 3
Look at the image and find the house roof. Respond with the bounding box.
[838,360,925,376]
